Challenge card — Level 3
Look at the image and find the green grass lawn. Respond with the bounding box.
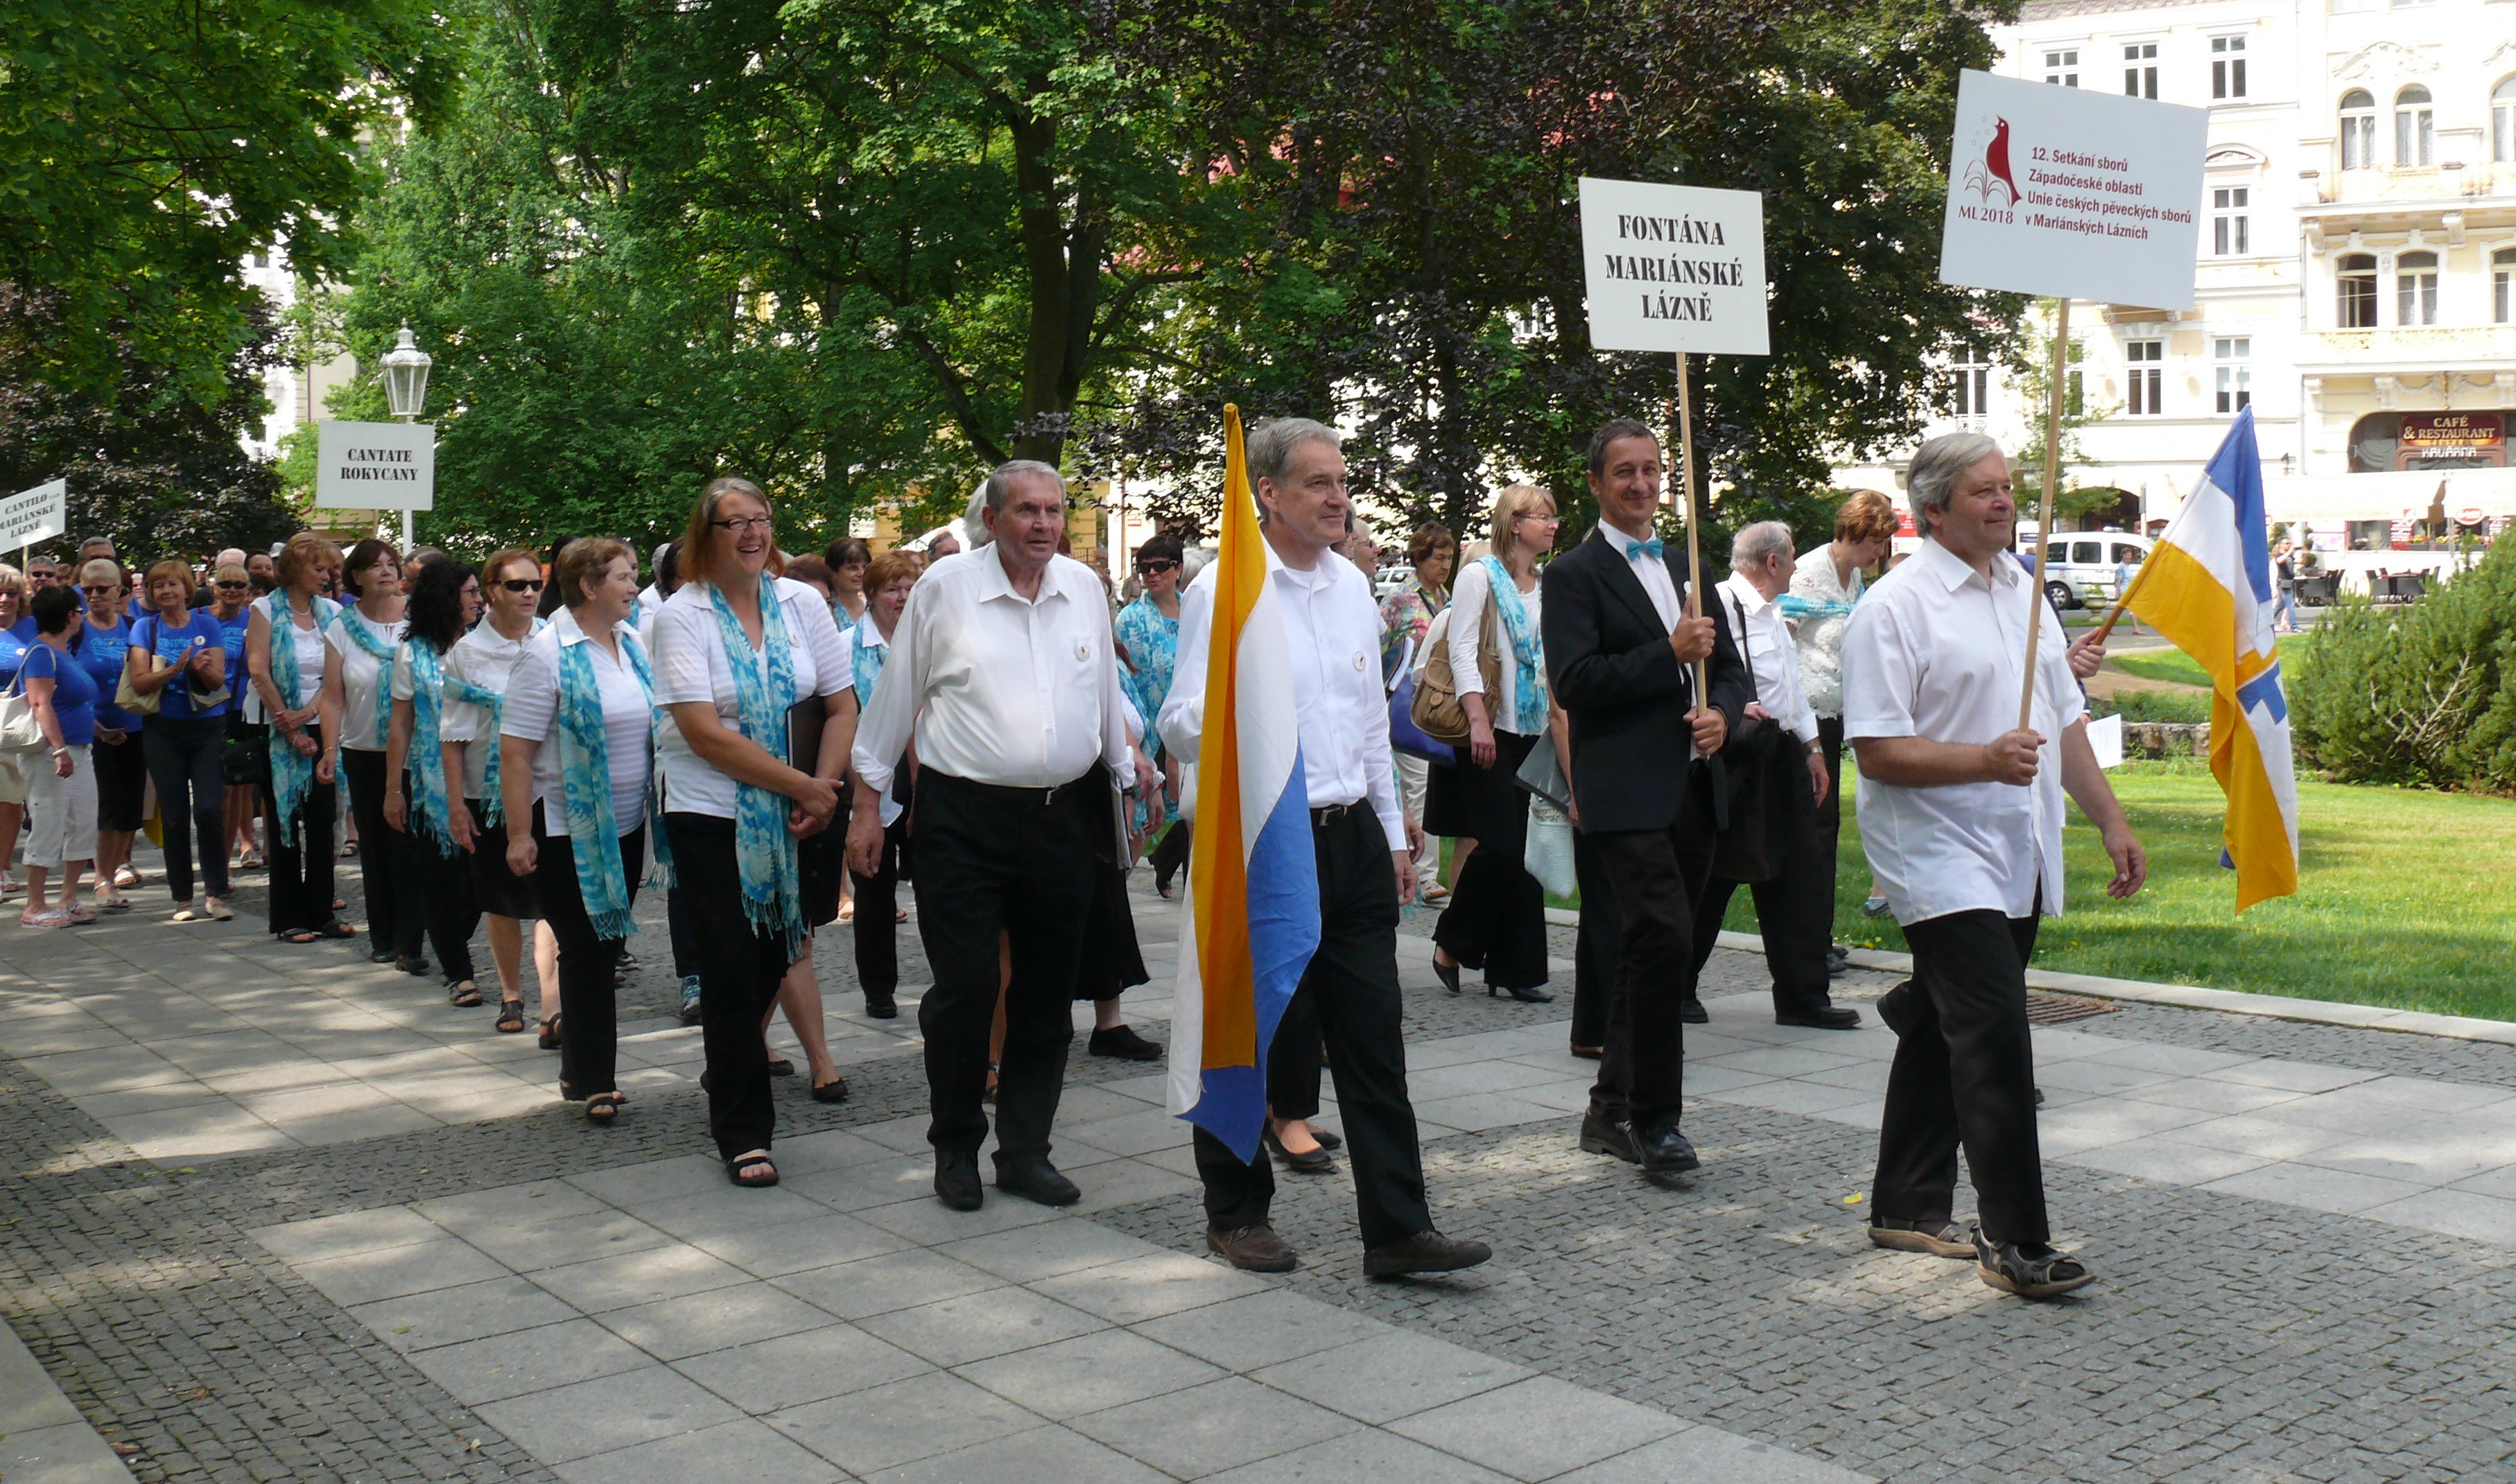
[2108,629,2327,690]
[1822,759,2516,1020]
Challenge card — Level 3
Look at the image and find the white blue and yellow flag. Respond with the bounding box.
[1168,405,1321,1160]
[2126,406,2299,910]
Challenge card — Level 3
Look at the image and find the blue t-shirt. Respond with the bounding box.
[218,609,252,704]
[135,611,230,719]
[0,615,33,690]
[20,640,98,747]
[80,614,137,731]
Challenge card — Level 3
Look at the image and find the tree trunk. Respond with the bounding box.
[1007,100,1100,469]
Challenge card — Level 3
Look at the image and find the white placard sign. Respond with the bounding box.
[317,419,436,512]
[1,479,67,550]
[1579,178,1769,356]
[1938,69,2207,311]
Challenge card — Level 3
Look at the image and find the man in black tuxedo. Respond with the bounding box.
[1542,419,1751,1182]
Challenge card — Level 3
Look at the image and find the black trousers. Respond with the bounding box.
[1568,826,1621,1052]
[1267,982,1325,1122]
[1685,765,1834,1017]
[667,813,796,1160]
[143,716,229,902]
[1816,715,1845,943]
[1872,903,2047,1246]
[847,810,910,998]
[1590,768,1717,1125]
[912,771,1095,1162]
[1431,729,1548,990]
[1192,806,1434,1250]
[536,807,644,1101]
[340,748,423,958]
[262,729,336,936]
[418,828,480,985]
[1148,817,1192,887]
[665,887,700,979]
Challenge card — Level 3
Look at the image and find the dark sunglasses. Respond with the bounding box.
[496,578,546,593]
[1136,559,1178,575]
[81,584,121,596]
[214,580,249,590]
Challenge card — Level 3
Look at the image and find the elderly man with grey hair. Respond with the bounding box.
[1683,521,1858,1029]
[1840,431,2146,1300]
[849,458,1155,1214]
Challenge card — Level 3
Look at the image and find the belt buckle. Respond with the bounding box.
[1041,783,1061,805]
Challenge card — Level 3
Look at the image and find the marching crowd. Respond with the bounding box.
[0,415,2140,1299]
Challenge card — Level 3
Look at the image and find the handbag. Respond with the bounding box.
[1408,596,1502,745]
[1510,732,1571,812]
[1387,665,1456,765]
[0,670,44,758]
[1709,588,1805,885]
[1523,795,1576,898]
[116,618,166,717]
[221,730,272,787]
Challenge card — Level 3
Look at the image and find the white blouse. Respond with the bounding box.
[324,608,407,751]
[428,621,536,801]
[1788,544,1864,722]
[1447,559,1544,736]
[498,609,654,837]
[250,594,329,716]
[650,577,852,820]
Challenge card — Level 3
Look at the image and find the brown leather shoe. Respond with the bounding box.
[1364,1229,1492,1279]
[1208,1223,1298,1273]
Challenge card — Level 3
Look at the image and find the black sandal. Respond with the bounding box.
[726,1152,779,1188]
[1976,1230,2097,1299]
[313,918,358,939]
[447,981,483,1008]
[810,1076,850,1104]
[495,1000,526,1034]
[537,1013,562,1050]
[584,1092,625,1125]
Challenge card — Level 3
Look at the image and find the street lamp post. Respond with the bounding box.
[379,326,433,552]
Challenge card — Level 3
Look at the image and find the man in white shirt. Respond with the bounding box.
[848,461,1150,1214]
[1687,522,1859,1029]
[1841,431,2146,1300]
[1161,417,1490,1280]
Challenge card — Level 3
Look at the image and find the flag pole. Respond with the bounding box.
[2019,297,2070,731]
[1674,351,1708,707]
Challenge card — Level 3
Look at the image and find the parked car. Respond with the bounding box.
[2038,531,2153,611]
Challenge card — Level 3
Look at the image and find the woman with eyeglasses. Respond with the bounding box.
[844,548,921,1016]
[15,584,98,927]
[249,535,354,943]
[435,550,550,1034]
[208,564,261,871]
[653,478,857,1185]
[1428,484,1560,1004]
[322,539,426,974]
[125,559,234,921]
[500,539,661,1125]
[0,565,31,901]
[1115,534,1188,897]
[823,537,871,632]
[385,558,490,1006]
[71,559,146,909]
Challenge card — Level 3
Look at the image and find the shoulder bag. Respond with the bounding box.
[0,667,44,758]
[1709,588,1799,885]
[115,617,166,717]
[1408,587,1502,746]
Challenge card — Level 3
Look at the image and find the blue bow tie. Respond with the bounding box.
[1625,537,1665,561]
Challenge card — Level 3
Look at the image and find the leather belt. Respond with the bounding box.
[1309,801,1355,828]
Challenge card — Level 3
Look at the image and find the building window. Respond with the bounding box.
[2396,250,2439,325]
[2125,340,2164,415]
[1951,346,1991,418]
[2212,188,2251,254]
[2395,86,2433,166]
[2494,78,2516,162]
[2495,247,2516,324]
[2214,338,2252,412]
[2124,42,2158,99]
[2212,37,2248,100]
[2045,49,2079,87]
[2341,91,2376,169]
[2337,253,2378,328]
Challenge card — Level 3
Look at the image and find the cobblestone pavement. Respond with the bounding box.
[5,853,2515,1482]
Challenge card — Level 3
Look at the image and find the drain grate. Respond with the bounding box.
[2025,992,2119,1025]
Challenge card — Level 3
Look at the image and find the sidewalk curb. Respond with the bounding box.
[1541,906,2516,1049]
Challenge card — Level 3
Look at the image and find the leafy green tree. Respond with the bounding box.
[2008,300,2120,525]
[0,0,446,400]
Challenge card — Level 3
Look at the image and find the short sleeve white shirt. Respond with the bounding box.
[324,609,406,752]
[250,594,329,715]
[498,609,654,836]
[439,621,537,801]
[1841,539,2087,925]
[651,577,852,819]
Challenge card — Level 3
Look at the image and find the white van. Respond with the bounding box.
[2038,531,2153,610]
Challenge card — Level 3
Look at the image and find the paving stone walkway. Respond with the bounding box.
[4,850,2515,1482]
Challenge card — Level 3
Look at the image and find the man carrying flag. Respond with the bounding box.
[1161,412,1491,1279]
[2118,406,2300,909]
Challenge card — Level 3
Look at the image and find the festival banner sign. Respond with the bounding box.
[316,420,436,512]
[1938,69,2208,310]
[1579,178,1769,355]
[1,479,67,550]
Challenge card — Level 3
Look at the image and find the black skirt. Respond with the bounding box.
[463,798,541,919]
[1076,764,1147,1000]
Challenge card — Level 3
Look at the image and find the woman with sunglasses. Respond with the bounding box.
[385,559,489,1006]
[654,478,857,1185]
[438,550,550,1033]
[322,539,425,973]
[1115,534,1188,897]
[72,559,146,909]
[125,558,234,921]
[208,564,261,870]
[249,535,354,943]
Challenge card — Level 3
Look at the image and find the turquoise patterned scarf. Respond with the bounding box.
[705,575,805,958]
[554,621,664,941]
[332,608,401,747]
[1776,593,1859,622]
[405,640,459,856]
[267,589,340,845]
[1480,555,1546,734]
[459,616,544,828]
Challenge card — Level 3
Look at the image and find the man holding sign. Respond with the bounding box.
[1842,433,2145,1300]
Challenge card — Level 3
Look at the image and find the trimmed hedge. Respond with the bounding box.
[2291,539,2516,792]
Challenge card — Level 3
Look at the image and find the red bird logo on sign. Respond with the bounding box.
[1963,117,2021,209]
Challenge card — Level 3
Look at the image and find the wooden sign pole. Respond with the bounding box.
[1674,352,1708,707]
[2018,298,2070,731]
